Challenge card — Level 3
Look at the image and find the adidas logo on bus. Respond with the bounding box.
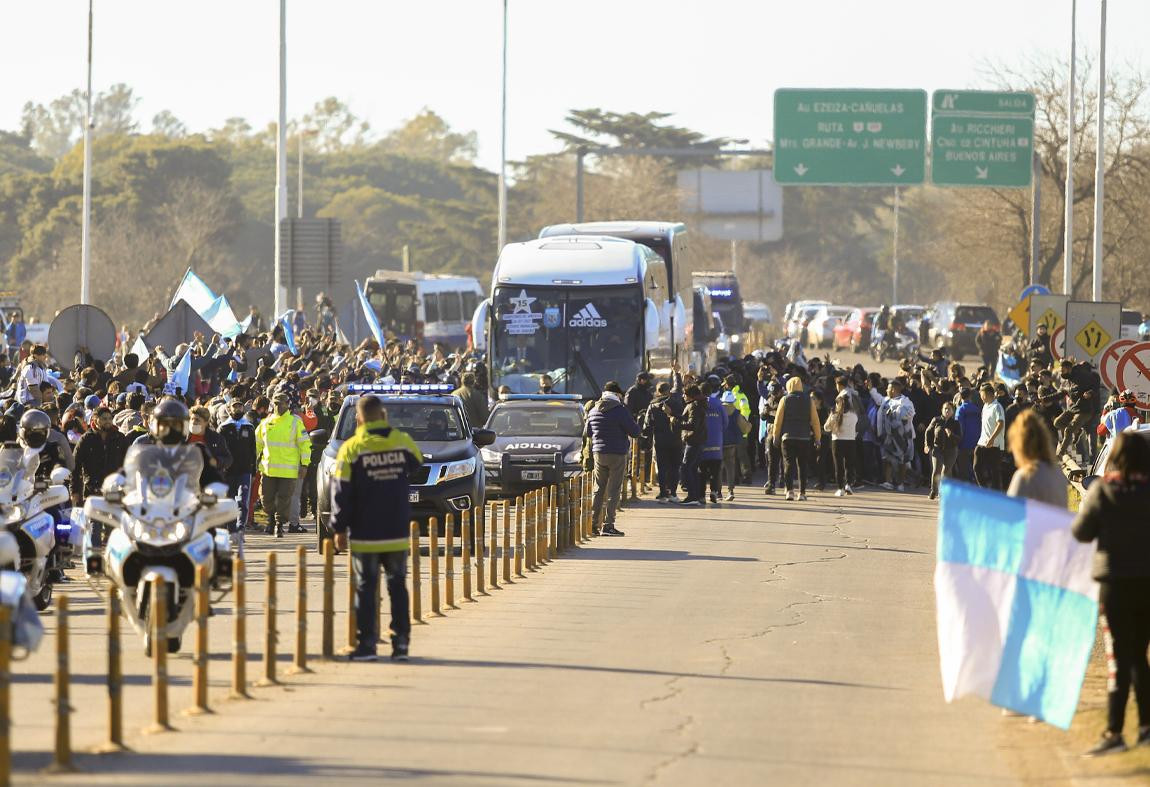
[569,303,607,328]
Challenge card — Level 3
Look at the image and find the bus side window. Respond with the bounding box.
[441,292,462,323]
[424,292,439,323]
[462,291,478,319]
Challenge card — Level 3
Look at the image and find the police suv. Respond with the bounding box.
[480,394,585,497]
[315,384,496,551]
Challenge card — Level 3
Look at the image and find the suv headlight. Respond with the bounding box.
[480,448,500,464]
[440,457,477,483]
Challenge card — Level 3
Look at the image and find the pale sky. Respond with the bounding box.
[0,1,1144,172]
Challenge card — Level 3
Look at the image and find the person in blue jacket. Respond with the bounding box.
[701,382,728,505]
[583,381,640,536]
[955,387,982,483]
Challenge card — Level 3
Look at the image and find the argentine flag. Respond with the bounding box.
[163,349,193,397]
[935,481,1098,729]
[355,280,385,346]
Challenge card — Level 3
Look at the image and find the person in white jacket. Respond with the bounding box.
[868,378,916,491]
[824,390,859,497]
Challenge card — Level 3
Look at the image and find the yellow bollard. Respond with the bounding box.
[258,551,278,687]
[515,496,525,578]
[462,510,473,602]
[46,595,75,769]
[346,548,356,649]
[146,577,172,734]
[549,484,558,560]
[429,517,442,616]
[231,558,249,699]
[410,521,422,623]
[526,491,536,572]
[95,589,126,752]
[184,566,210,715]
[445,513,456,609]
[502,501,512,584]
[0,606,9,777]
[322,540,334,660]
[292,545,310,674]
[489,503,499,589]
[476,503,487,595]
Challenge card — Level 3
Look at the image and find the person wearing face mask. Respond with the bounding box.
[219,400,258,531]
[73,406,130,545]
[134,398,224,488]
[255,391,311,538]
[188,406,232,477]
[19,408,75,481]
[298,389,334,523]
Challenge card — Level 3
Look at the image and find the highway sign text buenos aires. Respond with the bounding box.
[773,89,927,185]
[931,90,1035,187]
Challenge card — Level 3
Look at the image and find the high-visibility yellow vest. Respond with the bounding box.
[255,412,311,478]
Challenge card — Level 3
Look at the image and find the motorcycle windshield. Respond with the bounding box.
[0,445,36,504]
[122,444,203,507]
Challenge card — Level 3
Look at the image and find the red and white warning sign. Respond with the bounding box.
[1115,341,1150,411]
[1049,324,1066,361]
[1100,339,1136,391]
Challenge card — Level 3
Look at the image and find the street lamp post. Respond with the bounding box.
[1063,0,1076,296]
[79,0,94,305]
[497,0,508,254]
[273,0,288,317]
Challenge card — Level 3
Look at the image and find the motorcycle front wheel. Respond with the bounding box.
[32,581,52,612]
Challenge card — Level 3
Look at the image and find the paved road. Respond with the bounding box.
[10,479,1081,785]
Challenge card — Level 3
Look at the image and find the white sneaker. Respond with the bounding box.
[896,484,905,492]
[784,490,794,501]
[834,489,844,497]
[844,485,854,495]
[669,493,680,503]
[798,493,808,501]
[880,481,894,490]
[725,492,735,501]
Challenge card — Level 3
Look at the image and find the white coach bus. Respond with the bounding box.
[471,236,670,397]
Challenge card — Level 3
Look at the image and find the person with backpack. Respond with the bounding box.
[643,382,680,503]
[721,390,750,501]
[771,376,822,501]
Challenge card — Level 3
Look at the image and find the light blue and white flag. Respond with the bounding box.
[201,295,244,339]
[169,268,217,315]
[277,311,298,355]
[163,349,192,396]
[935,481,1098,729]
[130,334,149,359]
[354,280,385,346]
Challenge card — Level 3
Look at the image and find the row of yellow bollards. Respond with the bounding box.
[3,472,624,781]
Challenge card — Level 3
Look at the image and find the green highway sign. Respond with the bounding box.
[773,89,927,186]
[930,90,1036,188]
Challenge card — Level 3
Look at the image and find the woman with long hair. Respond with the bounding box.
[1072,431,1150,756]
[1005,409,1066,507]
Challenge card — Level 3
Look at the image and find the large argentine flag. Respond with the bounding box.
[935,480,1098,729]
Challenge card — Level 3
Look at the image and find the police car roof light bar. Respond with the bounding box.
[348,383,456,395]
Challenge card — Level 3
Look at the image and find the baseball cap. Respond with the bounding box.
[84,394,101,409]
[721,391,736,404]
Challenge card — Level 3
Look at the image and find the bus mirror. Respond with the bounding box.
[471,299,490,351]
[644,300,661,352]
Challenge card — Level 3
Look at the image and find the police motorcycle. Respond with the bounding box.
[0,412,77,611]
[84,400,237,654]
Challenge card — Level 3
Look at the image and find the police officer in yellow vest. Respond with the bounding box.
[255,390,311,538]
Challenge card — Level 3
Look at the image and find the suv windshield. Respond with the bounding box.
[336,400,464,442]
[955,305,998,325]
[487,405,584,437]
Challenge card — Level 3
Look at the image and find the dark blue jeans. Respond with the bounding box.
[353,550,410,651]
[680,444,703,501]
[228,473,252,532]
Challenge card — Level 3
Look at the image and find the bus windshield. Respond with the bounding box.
[365,281,417,339]
[490,285,644,398]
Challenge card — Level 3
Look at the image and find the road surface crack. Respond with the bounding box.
[639,676,700,783]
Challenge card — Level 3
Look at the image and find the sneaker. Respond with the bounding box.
[844,485,854,495]
[709,493,718,504]
[349,645,378,662]
[896,484,905,492]
[784,490,794,501]
[763,486,776,496]
[1083,731,1127,757]
[391,640,409,662]
[602,526,626,537]
[679,498,702,507]
[288,524,306,534]
[655,494,668,504]
[798,493,808,501]
[834,489,845,497]
[928,491,937,500]
[669,493,681,503]
[880,482,894,490]
[725,492,735,501]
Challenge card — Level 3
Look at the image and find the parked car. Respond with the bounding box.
[928,302,1000,360]
[805,305,854,349]
[782,300,829,339]
[786,304,823,341]
[833,307,880,352]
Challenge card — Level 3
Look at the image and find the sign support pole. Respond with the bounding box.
[892,187,900,305]
[1091,0,1107,303]
[1064,0,1077,296]
[1030,152,1041,286]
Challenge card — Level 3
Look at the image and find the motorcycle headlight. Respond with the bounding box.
[564,449,582,464]
[480,448,501,464]
[730,334,741,343]
[440,457,477,483]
